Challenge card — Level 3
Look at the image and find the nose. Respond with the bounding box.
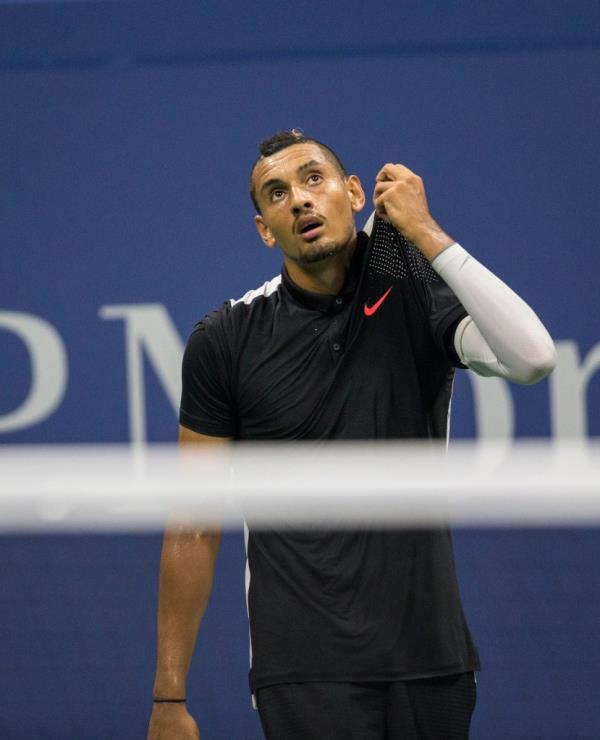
[289,186,313,214]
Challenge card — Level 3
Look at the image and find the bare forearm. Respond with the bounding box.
[152,524,222,698]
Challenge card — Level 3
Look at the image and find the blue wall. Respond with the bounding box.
[1,2,599,737]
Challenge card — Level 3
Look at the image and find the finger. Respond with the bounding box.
[375,163,404,182]
[373,188,394,212]
[373,181,395,199]
[375,163,396,182]
[373,191,391,214]
[376,163,416,182]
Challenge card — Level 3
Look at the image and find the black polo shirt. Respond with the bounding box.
[180,216,480,691]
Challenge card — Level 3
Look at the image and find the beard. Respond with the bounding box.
[295,238,347,264]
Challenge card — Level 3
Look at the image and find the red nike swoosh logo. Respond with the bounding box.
[364,287,392,316]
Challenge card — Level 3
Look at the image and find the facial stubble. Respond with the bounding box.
[296,239,347,264]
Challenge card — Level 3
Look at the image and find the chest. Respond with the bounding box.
[231,288,443,440]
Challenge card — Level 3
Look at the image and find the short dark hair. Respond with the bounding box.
[249,129,348,213]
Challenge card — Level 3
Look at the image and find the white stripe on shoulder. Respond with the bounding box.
[230,274,282,306]
[362,211,375,236]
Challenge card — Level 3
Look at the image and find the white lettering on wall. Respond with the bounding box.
[2,306,595,442]
[467,373,515,441]
[99,303,184,444]
[0,311,68,433]
[550,340,600,438]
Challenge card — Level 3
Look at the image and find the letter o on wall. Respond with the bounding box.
[0,312,68,433]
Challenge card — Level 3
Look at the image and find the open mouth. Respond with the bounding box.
[297,217,324,239]
[300,222,322,234]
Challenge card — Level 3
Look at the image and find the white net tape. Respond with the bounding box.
[1,440,599,531]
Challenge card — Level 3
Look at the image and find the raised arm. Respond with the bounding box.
[147,425,231,740]
[371,164,556,383]
[431,245,556,383]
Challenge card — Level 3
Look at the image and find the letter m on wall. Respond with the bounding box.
[100,304,184,444]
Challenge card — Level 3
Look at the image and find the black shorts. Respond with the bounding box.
[255,672,476,740]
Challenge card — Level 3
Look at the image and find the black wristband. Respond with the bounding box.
[153,698,186,703]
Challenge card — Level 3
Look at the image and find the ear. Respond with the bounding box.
[347,175,366,214]
[255,215,277,248]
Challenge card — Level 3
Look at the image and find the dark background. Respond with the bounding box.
[1,2,599,737]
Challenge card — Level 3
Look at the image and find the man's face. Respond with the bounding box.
[252,143,365,265]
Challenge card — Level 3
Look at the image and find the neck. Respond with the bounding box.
[284,234,358,295]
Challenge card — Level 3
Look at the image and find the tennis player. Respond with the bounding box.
[147,130,556,740]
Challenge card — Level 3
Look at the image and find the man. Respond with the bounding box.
[148,130,556,739]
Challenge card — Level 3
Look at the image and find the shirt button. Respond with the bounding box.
[335,298,343,305]
[332,343,341,351]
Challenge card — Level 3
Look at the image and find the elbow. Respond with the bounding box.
[515,340,557,385]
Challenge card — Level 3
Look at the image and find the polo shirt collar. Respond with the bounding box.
[281,231,367,312]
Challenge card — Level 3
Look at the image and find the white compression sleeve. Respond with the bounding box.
[431,244,557,384]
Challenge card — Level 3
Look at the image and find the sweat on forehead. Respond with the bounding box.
[249,140,348,213]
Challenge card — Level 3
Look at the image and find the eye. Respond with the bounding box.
[308,174,323,184]
[270,188,286,202]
